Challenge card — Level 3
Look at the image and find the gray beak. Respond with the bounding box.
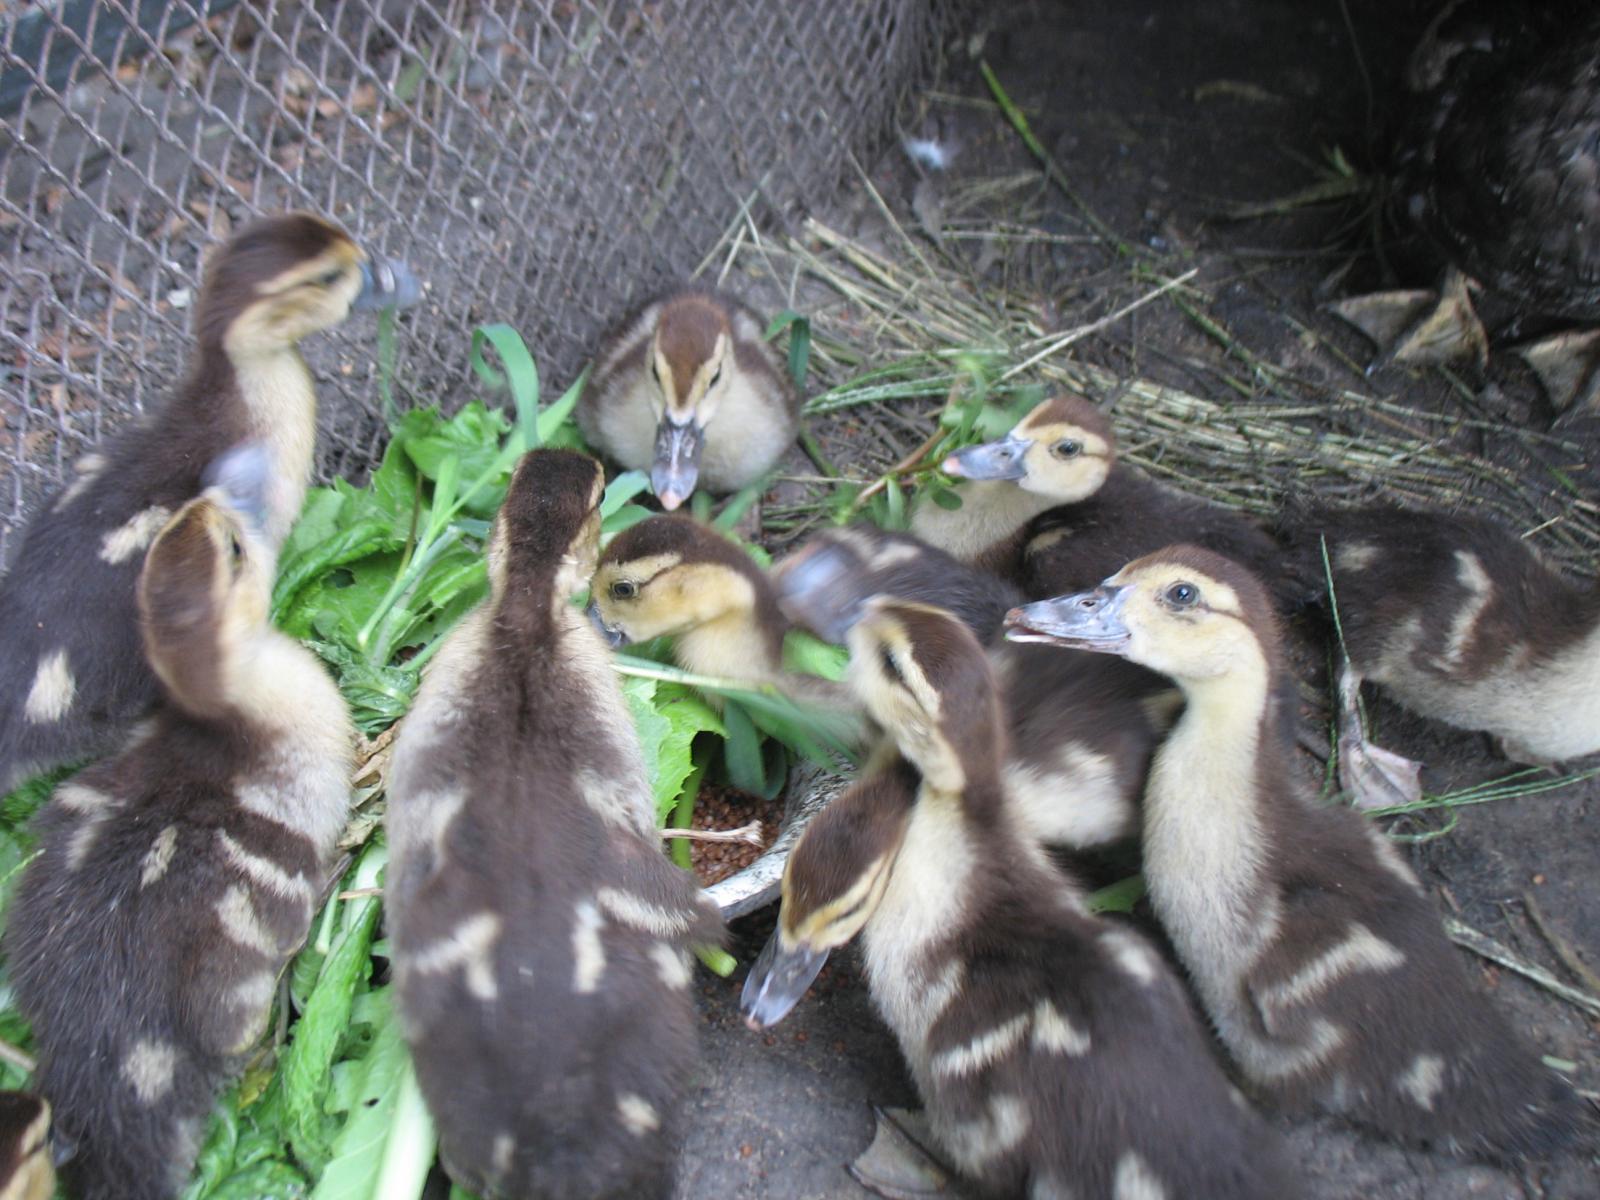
[1004,585,1132,654]
[202,442,272,532]
[740,931,832,1030]
[944,434,1031,481]
[651,416,704,512]
[772,542,862,645]
[585,601,627,647]
[352,256,422,311]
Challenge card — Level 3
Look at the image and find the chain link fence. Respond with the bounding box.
[0,0,959,564]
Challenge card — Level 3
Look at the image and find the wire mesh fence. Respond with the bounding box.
[0,0,958,564]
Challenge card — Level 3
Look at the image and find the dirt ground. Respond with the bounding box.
[677,2,1600,1197]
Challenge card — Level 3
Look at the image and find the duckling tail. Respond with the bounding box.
[35,1031,220,1200]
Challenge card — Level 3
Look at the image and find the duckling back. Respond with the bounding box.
[1284,501,1600,762]
[5,466,354,1200]
[386,450,722,1199]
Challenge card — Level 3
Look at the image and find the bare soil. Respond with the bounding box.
[681,1,1599,1196]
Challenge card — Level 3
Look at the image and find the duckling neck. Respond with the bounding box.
[861,784,978,1050]
[675,609,783,686]
[214,339,318,546]
[909,480,1060,563]
[1141,650,1278,998]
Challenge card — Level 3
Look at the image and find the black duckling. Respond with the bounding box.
[0,213,416,794]
[741,598,1298,1200]
[1331,1,1600,408]
[0,1093,53,1200]
[385,450,724,1200]
[1006,546,1580,1160]
[916,393,1282,599]
[578,287,800,509]
[5,445,356,1200]
[1285,501,1600,806]
[603,518,1173,850]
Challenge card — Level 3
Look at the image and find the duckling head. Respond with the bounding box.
[487,449,607,605]
[0,1092,54,1200]
[198,212,419,357]
[740,757,917,1028]
[1005,544,1281,686]
[646,293,736,509]
[942,393,1115,502]
[137,443,277,719]
[846,597,1004,795]
[588,514,778,649]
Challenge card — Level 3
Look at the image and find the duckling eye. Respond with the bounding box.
[1051,439,1082,459]
[228,533,245,565]
[317,267,345,287]
[708,363,724,389]
[879,644,905,686]
[1165,582,1199,607]
[610,580,637,600]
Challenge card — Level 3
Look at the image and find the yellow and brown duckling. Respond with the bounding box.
[0,212,415,794]
[742,598,1298,1200]
[1332,2,1600,408]
[913,393,1282,599]
[1007,546,1579,1159]
[0,1093,53,1200]
[578,287,800,510]
[1287,501,1600,806]
[590,513,802,695]
[385,450,724,1200]
[5,446,356,1200]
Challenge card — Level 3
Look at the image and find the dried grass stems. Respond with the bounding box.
[701,171,1599,571]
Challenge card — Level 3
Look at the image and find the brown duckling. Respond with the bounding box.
[603,518,1172,850]
[385,450,724,1200]
[0,1093,53,1200]
[1006,546,1579,1159]
[1286,501,1600,805]
[0,213,415,794]
[578,287,799,510]
[913,393,1282,599]
[5,445,356,1200]
[742,598,1298,1200]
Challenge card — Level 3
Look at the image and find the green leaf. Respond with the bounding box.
[281,848,385,1174]
[781,631,849,680]
[930,486,964,511]
[601,471,651,518]
[720,700,765,793]
[765,310,811,392]
[537,368,589,446]
[469,324,541,448]
[622,678,725,823]
[1086,874,1146,914]
[402,403,514,513]
[205,1160,309,1200]
[308,990,436,1200]
[273,519,401,627]
[883,477,906,529]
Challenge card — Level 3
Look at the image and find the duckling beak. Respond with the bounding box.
[585,600,627,647]
[352,256,422,311]
[943,434,1030,480]
[202,442,273,532]
[651,416,704,511]
[740,930,831,1029]
[1004,586,1132,654]
[773,543,861,644]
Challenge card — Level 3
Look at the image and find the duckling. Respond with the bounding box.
[742,598,1298,1200]
[590,513,803,695]
[5,444,356,1200]
[0,213,416,794]
[578,287,799,509]
[1006,546,1579,1159]
[912,393,1282,599]
[0,1093,53,1200]
[1330,2,1600,408]
[1286,501,1600,805]
[385,450,724,1200]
